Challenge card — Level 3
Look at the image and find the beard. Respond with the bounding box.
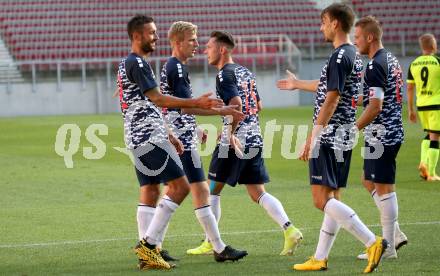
[141,41,156,54]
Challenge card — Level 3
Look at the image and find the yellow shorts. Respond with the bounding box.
[418,110,440,133]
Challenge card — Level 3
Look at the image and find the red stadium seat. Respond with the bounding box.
[1,0,438,69]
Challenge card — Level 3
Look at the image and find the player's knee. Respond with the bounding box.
[139,185,161,204]
[168,182,190,198]
[191,182,209,199]
[179,184,191,197]
[141,184,159,193]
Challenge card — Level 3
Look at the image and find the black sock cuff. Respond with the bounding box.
[321,229,336,236]
[138,204,155,208]
[257,192,266,204]
[194,205,210,210]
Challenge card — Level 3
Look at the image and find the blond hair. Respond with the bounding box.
[419,33,437,52]
[355,15,383,41]
[168,21,198,42]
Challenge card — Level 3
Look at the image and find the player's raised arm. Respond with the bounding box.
[145,87,223,109]
[277,70,319,92]
[182,104,245,121]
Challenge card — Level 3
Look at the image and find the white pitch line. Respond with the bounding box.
[1,220,439,249]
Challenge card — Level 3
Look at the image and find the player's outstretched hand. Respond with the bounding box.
[299,135,312,161]
[196,127,208,144]
[408,110,417,123]
[169,133,184,155]
[212,105,246,121]
[195,93,224,109]
[231,135,244,158]
[277,70,298,91]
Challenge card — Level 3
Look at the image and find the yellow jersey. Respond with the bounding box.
[407,54,440,109]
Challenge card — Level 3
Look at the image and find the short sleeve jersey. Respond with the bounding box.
[313,44,363,150]
[216,63,263,149]
[362,49,404,145]
[160,57,197,150]
[117,53,167,149]
[407,54,440,108]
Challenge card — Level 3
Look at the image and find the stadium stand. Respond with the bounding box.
[0,0,321,64]
[350,0,440,43]
[1,0,438,68]
[0,38,23,82]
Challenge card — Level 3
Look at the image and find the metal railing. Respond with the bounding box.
[0,34,302,92]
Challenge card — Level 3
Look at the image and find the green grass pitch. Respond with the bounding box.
[1,106,439,275]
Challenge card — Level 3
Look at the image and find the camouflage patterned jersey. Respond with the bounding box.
[160,57,197,150]
[362,48,404,145]
[216,63,263,149]
[117,53,168,149]
[313,43,363,150]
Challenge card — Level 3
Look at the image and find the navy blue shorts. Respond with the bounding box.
[133,141,185,186]
[180,149,206,183]
[363,143,401,184]
[309,143,352,189]
[208,145,270,186]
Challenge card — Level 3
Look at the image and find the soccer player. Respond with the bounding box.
[277,4,387,273]
[187,30,303,257]
[149,21,247,262]
[407,34,440,181]
[117,15,229,270]
[353,15,408,260]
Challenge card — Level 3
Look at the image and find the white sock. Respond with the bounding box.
[373,190,402,245]
[205,195,221,242]
[145,195,179,245]
[210,195,221,222]
[379,192,398,251]
[258,192,292,230]
[395,220,402,236]
[156,222,169,249]
[195,205,226,253]
[314,213,341,260]
[137,204,155,241]
[324,198,376,247]
[371,189,381,209]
